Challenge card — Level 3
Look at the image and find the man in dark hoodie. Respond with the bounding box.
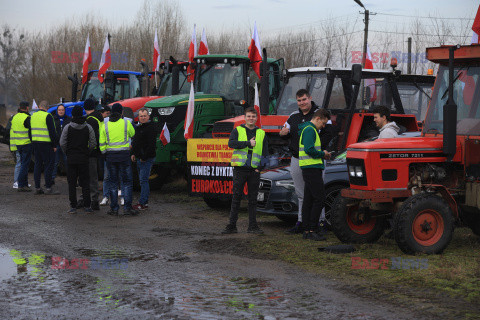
[131,108,156,211]
[77,98,104,210]
[222,107,268,235]
[60,106,96,214]
[26,100,59,195]
[99,103,137,216]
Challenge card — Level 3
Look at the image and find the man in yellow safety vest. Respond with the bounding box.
[222,107,268,234]
[9,101,32,192]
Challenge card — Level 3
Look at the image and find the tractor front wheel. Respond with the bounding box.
[330,195,386,243]
[394,193,454,254]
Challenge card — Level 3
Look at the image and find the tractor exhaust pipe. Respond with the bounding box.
[260,48,269,115]
[170,56,180,96]
[443,45,460,161]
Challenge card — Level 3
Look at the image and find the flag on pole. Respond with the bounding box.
[253,83,262,128]
[32,99,38,110]
[98,34,111,83]
[364,45,377,103]
[184,83,195,140]
[248,21,263,78]
[160,123,170,146]
[153,29,161,72]
[82,34,92,85]
[472,5,480,44]
[187,25,197,82]
[199,28,209,55]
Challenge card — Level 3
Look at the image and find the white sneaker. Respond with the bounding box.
[120,197,125,206]
[118,190,122,196]
[100,197,109,206]
[13,182,18,189]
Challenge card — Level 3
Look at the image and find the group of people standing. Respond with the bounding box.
[8,99,157,216]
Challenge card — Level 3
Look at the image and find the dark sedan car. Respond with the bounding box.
[257,151,348,223]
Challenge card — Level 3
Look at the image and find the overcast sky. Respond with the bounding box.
[0,0,477,36]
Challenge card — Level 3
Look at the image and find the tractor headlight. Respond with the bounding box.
[355,166,363,178]
[158,107,175,116]
[348,165,356,177]
[275,179,295,190]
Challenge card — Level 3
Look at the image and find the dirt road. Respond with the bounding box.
[0,144,427,319]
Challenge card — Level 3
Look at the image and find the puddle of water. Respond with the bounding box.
[0,247,18,281]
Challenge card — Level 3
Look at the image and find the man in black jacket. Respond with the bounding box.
[52,104,71,185]
[79,98,104,210]
[131,108,156,210]
[60,106,96,214]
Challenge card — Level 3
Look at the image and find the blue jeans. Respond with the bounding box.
[14,151,21,183]
[137,158,154,205]
[33,143,55,189]
[52,146,67,181]
[17,144,32,188]
[103,162,126,198]
[106,160,133,211]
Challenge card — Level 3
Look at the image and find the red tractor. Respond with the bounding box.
[331,44,480,254]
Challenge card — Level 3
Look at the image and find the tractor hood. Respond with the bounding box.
[348,137,442,151]
[47,101,85,117]
[214,114,289,133]
[109,96,163,110]
[145,94,223,108]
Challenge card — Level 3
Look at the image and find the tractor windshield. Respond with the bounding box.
[81,72,103,101]
[397,82,432,121]
[156,71,189,96]
[197,62,246,100]
[276,73,328,115]
[424,66,480,136]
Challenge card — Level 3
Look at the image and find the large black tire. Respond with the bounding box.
[275,214,298,223]
[148,165,169,191]
[203,195,232,209]
[330,195,386,243]
[324,184,348,226]
[394,193,455,254]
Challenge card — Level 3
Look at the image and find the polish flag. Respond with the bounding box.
[187,25,197,82]
[32,99,38,110]
[364,45,377,102]
[184,83,195,140]
[160,123,170,146]
[153,29,161,72]
[471,5,480,44]
[82,34,92,85]
[253,83,262,128]
[248,22,263,78]
[199,28,209,55]
[98,34,111,83]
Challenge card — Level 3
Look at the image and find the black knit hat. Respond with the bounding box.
[83,98,96,111]
[111,103,123,114]
[72,105,84,118]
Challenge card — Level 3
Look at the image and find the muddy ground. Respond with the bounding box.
[0,144,466,319]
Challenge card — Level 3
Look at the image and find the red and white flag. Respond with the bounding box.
[198,28,209,55]
[184,82,195,140]
[82,34,92,85]
[253,83,262,128]
[364,45,377,103]
[187,25,197,82]
[472,5,480,44]
[248,21,263,78]
[153,29,161,72]
[160,123,170,146]
[98,34,111,83]
[32,99,38,110]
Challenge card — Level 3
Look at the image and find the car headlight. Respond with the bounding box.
[275,180,295,190]
[355,166,363,178]
[158,107,175,116]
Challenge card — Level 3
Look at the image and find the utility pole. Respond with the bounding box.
[361,10,369,68]
[407,37,412,74]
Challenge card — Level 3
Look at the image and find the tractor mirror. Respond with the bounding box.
[351,64,362,86]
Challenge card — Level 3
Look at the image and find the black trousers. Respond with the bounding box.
[301,168,325,231]
[229,168,260,227]
[67,162,90,208]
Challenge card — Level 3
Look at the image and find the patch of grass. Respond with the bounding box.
[250,222,480,318]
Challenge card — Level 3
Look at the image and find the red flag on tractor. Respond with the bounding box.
[98,34,111,83]
[187,25,197,82]
[199,28,209,55]
[153,29,161,72]
[184,83,195,140]
[160,123,170,146]
[364,45,377,103]
[248,22,263,78]
[82,34,92,85]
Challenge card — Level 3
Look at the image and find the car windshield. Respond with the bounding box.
[197,63,246,100]
[424,66,480,135]
[276,73,328,115]
[81,72,103,101]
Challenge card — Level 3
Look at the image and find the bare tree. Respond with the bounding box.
[0,25,26,106]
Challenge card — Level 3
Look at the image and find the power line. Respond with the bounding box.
[369,29,471,38]
[264,14,358,33]
[265,30,363,49]
[376,12,474,20]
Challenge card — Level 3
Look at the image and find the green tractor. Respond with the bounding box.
[144,53,284,189]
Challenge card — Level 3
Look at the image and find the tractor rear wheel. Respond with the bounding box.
[330,195,386,243]
[394,193,454,254]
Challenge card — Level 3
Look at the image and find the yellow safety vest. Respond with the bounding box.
[230,126,265,168]
[299,123,323,167]
[99,118,134,153]
[31,111,53,143]
[10,112,31,151]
